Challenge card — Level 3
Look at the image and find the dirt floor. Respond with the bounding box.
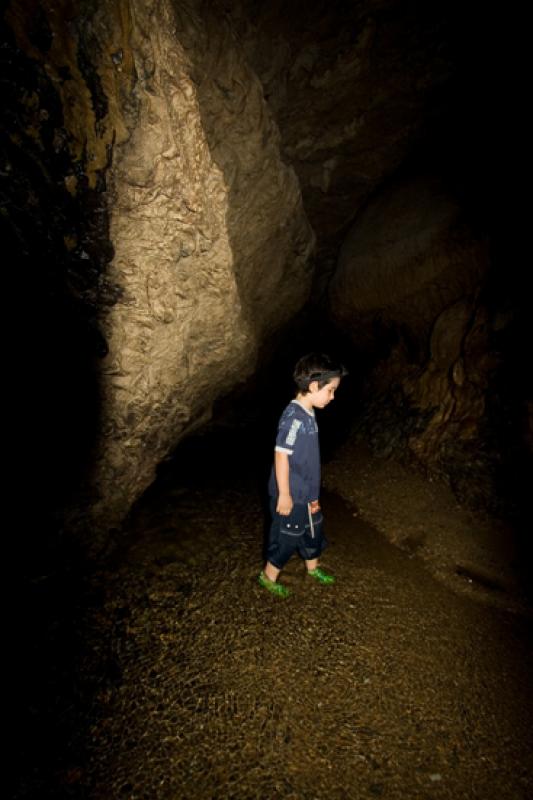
[11,435,533,799]
[323,440,533,615]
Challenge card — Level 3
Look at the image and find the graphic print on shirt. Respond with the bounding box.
[285,418,302,447]
[269,400,321,503]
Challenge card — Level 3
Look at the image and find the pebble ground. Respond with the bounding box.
[11,445,533,800]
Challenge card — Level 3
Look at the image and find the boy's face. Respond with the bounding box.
[307,377,341,409]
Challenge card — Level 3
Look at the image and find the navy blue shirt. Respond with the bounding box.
[268,400,321,503]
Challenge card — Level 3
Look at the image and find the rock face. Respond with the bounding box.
[328,173,525,512]
[3,0,524,534]
[330,175,488,354]
[93,0,314,531]
[224,0,459,273]
[3,0,314,538]
[199,1,528,516]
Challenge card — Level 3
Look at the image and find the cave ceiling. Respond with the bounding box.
[224,0,478,273]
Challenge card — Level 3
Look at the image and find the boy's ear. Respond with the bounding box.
[308,380,319,393]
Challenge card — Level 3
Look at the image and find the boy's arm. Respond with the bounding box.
[275,450,293,515]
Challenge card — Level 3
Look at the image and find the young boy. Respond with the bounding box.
[258,353,346,598]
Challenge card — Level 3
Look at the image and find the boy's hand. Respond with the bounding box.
[277,493,293,516]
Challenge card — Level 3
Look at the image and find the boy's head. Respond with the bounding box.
[293,353,347,409]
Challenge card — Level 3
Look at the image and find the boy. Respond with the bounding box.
[258,353,347,598]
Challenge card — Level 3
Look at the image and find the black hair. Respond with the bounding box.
[293,352,348,393]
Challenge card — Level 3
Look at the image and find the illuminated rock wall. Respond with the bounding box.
[3,0,314,535]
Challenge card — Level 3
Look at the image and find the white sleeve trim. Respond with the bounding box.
[275,446,293,455]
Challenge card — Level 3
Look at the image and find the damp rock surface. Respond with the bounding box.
[329,175,488,347]
[92,0,314,532]
[226,0,460,266]
[327,171,527,512]
[3,0,314,537]
[14,444,533,800]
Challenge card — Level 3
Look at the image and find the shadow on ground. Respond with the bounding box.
[11,428,533,799]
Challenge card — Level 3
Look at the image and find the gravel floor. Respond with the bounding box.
[11,446,533,800]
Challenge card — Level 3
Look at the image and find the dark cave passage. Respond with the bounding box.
[3,0,532,797]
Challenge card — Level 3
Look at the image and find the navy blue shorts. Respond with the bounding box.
[266,500,327,569]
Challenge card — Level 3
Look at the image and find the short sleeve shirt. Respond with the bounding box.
[268,400,320,503]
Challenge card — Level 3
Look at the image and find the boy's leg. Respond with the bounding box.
[302,516,335,584]
[259,510,291,596]
[263,503,294,583]
[264,561,281,582]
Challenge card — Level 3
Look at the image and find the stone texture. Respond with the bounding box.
[93,0,313,535]
[329,175,488,354]
[217,2,529,516]
[224,0,458,271]
[13,439,533,799]
[402,300,493,464]
[3,0,524,533]
[326,173,516,507]
[2,1,118,522]
[3,0,314,538]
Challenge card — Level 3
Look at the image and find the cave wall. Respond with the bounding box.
[330,174,489,354]
[328,171,528,513]
[3,0,314,539]
[92,0,315,532]
[3,0,527,536]
[220,0,528,516]
[329,173,493,451]
[2,1,118,528]
[223,0,459,276]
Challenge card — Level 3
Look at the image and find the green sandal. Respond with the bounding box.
[258,571,290,598]
[307,567,335,585]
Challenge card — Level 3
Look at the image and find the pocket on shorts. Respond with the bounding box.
[279,504,308,536]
